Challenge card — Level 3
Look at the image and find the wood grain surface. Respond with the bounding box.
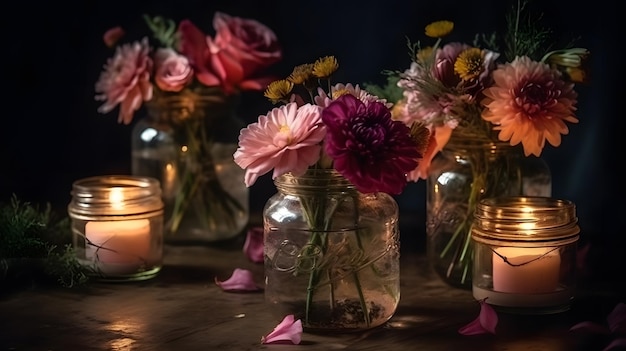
[0,241,622,351]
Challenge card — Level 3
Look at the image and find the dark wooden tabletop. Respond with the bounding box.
[1,237,624,351]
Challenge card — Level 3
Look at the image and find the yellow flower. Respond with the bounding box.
[312,56,339,78]
[542,48,590,84]
[542,48,589,68]
[454,48,484,82]
[288,63,315,85]
[390,100,406,121]
[564,66,588,84]
[264,79,294,104]
[409,122,431,157]
[425,20,454,38]
[332,88,352,99]
[416,46,434,63]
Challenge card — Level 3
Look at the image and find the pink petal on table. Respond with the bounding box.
[570,321,611,334]
[261,314,303,345]
[604,337,626,351]
[607,303,626,334]
[243,226,264,263]
[458,298,498,335]
[214,268,261,292]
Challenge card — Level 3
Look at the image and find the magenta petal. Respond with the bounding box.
[459,298,498,336]
[570,321,611,334]
[261,314,303,344]
[478,299,498,334]
[458,318,487,336]
[603,338,626,351]
[243,227,264,263]
[607,303,626,334]
[215,268,261,292]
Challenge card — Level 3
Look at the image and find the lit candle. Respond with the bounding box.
[69,175,164,281]
[85,219,151,271]
[492,246,561,294]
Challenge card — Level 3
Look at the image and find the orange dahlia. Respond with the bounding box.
[481,56,579,157]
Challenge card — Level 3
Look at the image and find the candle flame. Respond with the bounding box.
[109,187,124,209]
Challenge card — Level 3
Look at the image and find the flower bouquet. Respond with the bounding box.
[388,0,589,287]
[234,56,429,330]
[94,12,282,241]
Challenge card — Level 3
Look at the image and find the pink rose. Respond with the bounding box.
[177,20,219,87]
[178,13,281,94]
[212,12,281,76]
[154,48,193,92]
[95,38,153,124]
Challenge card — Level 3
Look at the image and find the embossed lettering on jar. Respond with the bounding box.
[263,169,400,331]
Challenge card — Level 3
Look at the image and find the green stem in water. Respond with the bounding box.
[168,117,244,234]
[352,214,371,327]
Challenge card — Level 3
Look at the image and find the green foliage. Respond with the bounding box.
[143,15,178,48]
[0,195,90,288]
[362,74,404,105]
[503,0,553,61]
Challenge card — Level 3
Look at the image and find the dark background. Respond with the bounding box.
[1,0,623,282]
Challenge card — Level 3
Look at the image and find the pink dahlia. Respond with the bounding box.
[95,38,153,125]
[481,56,579,157]
[233,102,325,187]
[322,94,419,194]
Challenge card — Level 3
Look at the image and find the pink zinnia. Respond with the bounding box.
[233,102,325,187]
[481,56,579,157]
[322,94,419,194]
[95,38,153,125]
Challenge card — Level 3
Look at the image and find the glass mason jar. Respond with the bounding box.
[131,87,249,243]
[472,196,580,314]
[426,129,551,289]
[263,169,400,332]
[68,175,164,282]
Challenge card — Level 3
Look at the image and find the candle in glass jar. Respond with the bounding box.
[492,246,561,294]
[85,219,151,266]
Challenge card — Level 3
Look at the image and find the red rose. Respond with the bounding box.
[178,12,282,94]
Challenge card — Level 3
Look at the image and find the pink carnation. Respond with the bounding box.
[95,38,153,124]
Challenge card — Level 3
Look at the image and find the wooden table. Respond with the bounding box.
[0,238,623,351]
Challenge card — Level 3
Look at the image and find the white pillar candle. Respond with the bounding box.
[85,219,151,265]
[492,247,561,294]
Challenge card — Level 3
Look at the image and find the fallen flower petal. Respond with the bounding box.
[607,303,626,334]
[243,226,264,263]
[215,268,261,292]
[570,302,626,335]
[604,337,626,351]
[569,321,611,335]
[459,298,498,335]
[261,314,303,345]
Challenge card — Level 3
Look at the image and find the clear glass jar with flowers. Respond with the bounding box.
[389,1,589,288]
[94,13,282,242]
[234,56,430,331]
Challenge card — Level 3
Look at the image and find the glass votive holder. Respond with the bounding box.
[68,175,164,282]
[471,196,580,314]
